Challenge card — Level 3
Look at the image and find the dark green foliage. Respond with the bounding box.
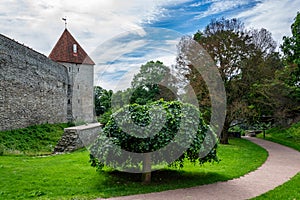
[281,12,300,67]
[0,123,71,155]
[130,60,177,105]
[130,84,160,105]
[90,100,218,171]
[0,144,4,156]
[94,86,113,116]
[98,109,112,125]
[111,61,177,110]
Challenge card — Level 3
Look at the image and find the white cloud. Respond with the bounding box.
[0,0,184,55]
[195,0,250,19]
[93,39,147,65]
[94,42,178,91]
[91,27,181,91]
[235,0,300,45]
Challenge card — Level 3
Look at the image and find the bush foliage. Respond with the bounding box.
[90,100,218,171]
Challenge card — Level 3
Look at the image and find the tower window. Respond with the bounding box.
[73,44,77,53]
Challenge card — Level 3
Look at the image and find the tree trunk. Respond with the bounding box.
[220,120,230,144]
[142,153,151,184]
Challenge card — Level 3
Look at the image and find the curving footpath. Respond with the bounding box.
[97,137,300,200]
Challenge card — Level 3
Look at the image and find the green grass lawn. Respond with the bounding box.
[0,138,267,200]
[253,121,300,200]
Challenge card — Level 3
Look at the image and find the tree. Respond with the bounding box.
[251,12,300,125]
[281,12,300,87]
[176,18,281,143]
[251,68,300,125]
[281,12,300,67]
[110,61,177,111]
[130,61,177,104]
[94,86,113,116]
[90,100,218,183]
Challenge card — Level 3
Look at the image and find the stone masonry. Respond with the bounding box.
[0,34,69,131]
[54,122,101,153]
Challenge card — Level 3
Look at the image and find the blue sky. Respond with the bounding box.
[1,0,299,90]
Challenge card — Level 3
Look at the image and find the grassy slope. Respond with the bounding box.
[0,138,267,200]
[253,121,300,200]
[258,122,300,151]
[0,123,71,155]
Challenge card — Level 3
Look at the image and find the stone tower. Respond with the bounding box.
[49,28,95,123]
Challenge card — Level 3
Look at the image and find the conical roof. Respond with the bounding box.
[49,29,95,65]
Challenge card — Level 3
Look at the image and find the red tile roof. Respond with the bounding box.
[49,29,95,65]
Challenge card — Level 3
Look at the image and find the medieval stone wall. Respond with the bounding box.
[0,34,69,131]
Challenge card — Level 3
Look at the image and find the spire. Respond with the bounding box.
[62,17,67,29]
[49,29,95,65]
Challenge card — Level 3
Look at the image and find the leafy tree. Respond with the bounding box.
[251,68,300,125]
[90,100,218,183]
[281,12,300,67]
[110,61,177,112]
[252,13,300,125]
[130,61,177,104]
[94,86,113,116]
[177,18,281,144]
[281,12,300,88]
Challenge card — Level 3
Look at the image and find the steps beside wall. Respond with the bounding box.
[54,123,102,153]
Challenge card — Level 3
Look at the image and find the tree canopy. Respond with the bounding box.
[177,18,281,143]
[94,86,113,116]
[281,12,300,67]
[111,61,177,110]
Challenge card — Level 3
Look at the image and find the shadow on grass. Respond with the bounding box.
[107,169,227,183]
[95,169,228,198]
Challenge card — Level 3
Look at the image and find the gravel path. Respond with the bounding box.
[97,137,300,200]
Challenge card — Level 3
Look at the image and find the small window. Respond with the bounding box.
[77,85,79,89]
[78,68,80,72]
[73,44,77,53]
[68,99,71,104]
[78,99,80,104]
[69,67,71,72]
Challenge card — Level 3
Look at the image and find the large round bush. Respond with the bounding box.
[90,100,218,172]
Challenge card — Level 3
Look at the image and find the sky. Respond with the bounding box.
[1,0,299,91]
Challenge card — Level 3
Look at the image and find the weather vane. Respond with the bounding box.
[62,17,67,29]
